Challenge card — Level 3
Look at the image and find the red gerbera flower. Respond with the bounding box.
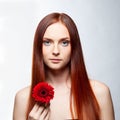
[32,82,54,104]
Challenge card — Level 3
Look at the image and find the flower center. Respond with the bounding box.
[39,89,48,96]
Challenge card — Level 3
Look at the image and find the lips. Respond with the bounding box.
[49,59,62,63]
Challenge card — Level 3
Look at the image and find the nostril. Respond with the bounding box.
[52,52,60,56]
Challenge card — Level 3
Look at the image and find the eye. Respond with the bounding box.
[61,40,70,47]
[43,40,51,46]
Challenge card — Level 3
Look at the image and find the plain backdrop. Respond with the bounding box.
[0,0,120,119]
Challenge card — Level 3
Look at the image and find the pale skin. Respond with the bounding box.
[13,22,115,120]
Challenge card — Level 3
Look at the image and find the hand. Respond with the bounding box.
[28,103,50,120]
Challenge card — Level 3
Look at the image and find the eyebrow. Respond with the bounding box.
[43,37,70,41]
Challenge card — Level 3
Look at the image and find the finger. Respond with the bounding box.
[28,104,44,120]
[28,105,38,118]
[36,105,44,115]
[33,106,45,119]
[32,104,40,112]
[39,107,50,120]
[44,108,50,120]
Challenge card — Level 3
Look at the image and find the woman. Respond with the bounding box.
[13,12,115,120]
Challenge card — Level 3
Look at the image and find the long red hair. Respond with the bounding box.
[26,12,101,120]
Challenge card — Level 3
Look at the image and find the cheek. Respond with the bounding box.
[42,47,51,56]
[62,48,71,60]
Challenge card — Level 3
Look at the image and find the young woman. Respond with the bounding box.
[13,12,115,120]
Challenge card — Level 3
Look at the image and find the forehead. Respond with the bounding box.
[43,22,70,39]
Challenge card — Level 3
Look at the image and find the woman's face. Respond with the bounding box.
[42,22,71,71]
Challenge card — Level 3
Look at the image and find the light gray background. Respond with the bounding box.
[0,0,120,120]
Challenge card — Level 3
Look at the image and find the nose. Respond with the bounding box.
[52,44,60,56]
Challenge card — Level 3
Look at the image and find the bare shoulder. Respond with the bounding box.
[90,80,110,96]
[15,86,31,102]
[13,86,31,120]
[90,80,111,106]
[90,80,115,120]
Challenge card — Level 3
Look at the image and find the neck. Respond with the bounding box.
[45,66,71,88]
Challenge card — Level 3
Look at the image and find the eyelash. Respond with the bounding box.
[43,40,51,46]
[61,40,70,47]
[43,40,70,47]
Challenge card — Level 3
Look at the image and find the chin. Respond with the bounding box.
[45,63,70,71]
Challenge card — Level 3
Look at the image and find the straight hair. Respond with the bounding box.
[26,12,101,120]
